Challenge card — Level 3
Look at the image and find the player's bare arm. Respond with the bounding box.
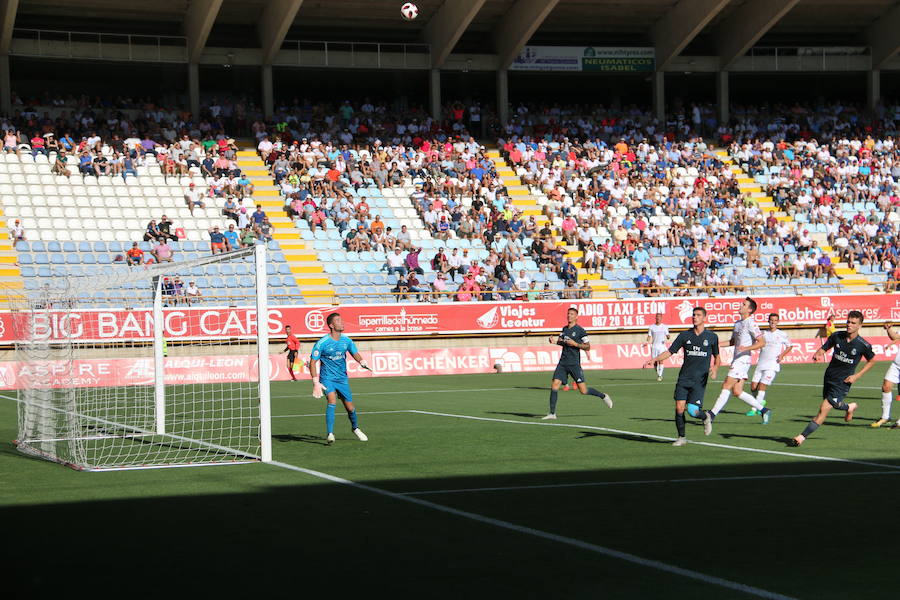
[645,350,672,368]
[845,356,876,384]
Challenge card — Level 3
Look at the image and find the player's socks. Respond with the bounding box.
[348,409,358,430]
[756,390,767,404]
[738,391,765,411]
[588,387,613,408]
[326,403,336,434]
[675,411,686,437]
[656,364,664,378]
[710,389,730,418]
[549,389,559,415]
[882,392,893,421]
[799,420,819,438]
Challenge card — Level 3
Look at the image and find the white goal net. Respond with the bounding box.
[13,245,272,471]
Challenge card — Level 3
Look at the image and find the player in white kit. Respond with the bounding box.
[745,313,793,416]
[647,313,670,381]
[874,322,900,428]
[703,297,771,435]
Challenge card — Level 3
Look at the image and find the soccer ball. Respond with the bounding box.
[400,2,418,20]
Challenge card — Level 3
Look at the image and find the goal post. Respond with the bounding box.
[12,244,273,471]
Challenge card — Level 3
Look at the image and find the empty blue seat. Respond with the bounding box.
[47,242,61,252]
[31,241,45,252]
[224,276,239,288]
[19,253,33,265]
[97,254,111,264]
[278,264,292,275]
[65,254,80,264]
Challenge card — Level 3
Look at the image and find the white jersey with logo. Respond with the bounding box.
[757,328,792,371]
[648,324,669,350]
[731,317,762,362]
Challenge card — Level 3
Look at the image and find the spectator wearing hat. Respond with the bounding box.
[125,241,143,266]
[9,219,25,242]
[184,183,206,215]
[208,226,228,254]
[185,280,203,305]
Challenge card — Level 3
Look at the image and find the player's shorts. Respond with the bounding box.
[751,367,778,386]
[674,380,707,405]
[553,363,585,385]
[321,379,353,402]
[651,344,667,360]
[727,356,752,380]
[885,363,900,385]
[822,378,851,405]
[287,350,297,363]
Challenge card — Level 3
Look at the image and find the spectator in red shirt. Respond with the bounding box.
[283,325,301,381]
[126,242,144,266]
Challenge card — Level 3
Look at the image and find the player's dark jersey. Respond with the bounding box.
[668,328,720,384]
[822,331,874,384]
[558,324,589,366]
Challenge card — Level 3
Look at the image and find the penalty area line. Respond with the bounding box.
[267,459,796,600]
[409,410,900,472]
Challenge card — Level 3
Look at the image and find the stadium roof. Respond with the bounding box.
[6,0,900,69]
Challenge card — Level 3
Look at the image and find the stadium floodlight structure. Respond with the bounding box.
[13,245,272,471]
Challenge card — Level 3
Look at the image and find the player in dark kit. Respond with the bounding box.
[644,306,720,446]
[542,307,613,420]
[790,310,876,446]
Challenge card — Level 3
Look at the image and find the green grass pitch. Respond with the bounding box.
[2,363,898,598]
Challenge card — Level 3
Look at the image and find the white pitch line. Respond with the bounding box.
[410,410,900,471]
[401,469,900,496]
[267,459,795,600]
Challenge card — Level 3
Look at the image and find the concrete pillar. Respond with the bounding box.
[429,68,441,121]
[497,68,509,125]
[652,70,665,123]
[188,63,200,119]
[867,69,881,112]
[262,64,274,119]
[0,55,10,115]
[716,70,729,125]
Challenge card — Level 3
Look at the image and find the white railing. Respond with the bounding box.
[277,40,431,69]
[10,29,188,63]
[745,46,870,71]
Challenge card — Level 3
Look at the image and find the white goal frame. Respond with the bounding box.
[13,244,272,471]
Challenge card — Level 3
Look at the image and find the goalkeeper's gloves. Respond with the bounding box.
[312,377,324,399]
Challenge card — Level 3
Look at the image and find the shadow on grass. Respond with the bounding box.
[717,432,795,445]
[576,431,670,444]
[273,433,330,446]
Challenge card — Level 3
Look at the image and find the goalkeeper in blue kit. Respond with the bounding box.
[309,312,371,444]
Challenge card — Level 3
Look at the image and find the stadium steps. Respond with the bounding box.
[484,148,549,221]
[235,149,333,302]
[719,147,864,294]
[0,211,24,293]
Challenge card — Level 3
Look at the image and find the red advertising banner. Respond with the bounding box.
[1,336,895,390]
[3,293,899,343]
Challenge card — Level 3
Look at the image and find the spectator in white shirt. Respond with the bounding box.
[9,219,25,241]
[185,281,202,305]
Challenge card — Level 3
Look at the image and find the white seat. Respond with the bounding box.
[70,229,86,242]
[100,230,115,242]
[52,218,68,230]
[55,229,71,241]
